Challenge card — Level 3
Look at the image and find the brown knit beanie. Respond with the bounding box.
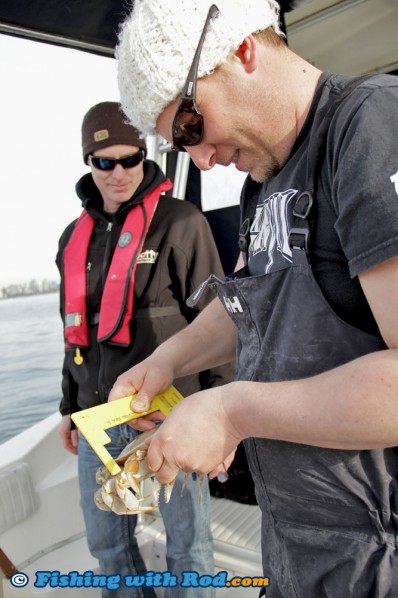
[81,101,147,164]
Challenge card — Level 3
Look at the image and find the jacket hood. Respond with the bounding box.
[75,159,168,220]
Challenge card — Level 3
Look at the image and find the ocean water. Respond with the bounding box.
[0,292,64,444]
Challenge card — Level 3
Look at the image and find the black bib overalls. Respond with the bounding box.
[209,246,397,597]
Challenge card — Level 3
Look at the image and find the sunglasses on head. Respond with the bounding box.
[89,149,145,171]
[171,4,220,152]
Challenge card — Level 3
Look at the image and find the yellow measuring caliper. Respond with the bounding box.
[71,385,183,476]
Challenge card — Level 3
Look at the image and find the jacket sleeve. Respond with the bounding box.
[56,221,80,416]
[183,209,228,312]
[59,358,80,416]
[183,208,235,388]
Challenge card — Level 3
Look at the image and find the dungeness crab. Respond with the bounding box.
[94,427,202,515]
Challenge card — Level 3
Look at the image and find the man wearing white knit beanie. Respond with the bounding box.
[117,0,283,140]
[113,0,398,596]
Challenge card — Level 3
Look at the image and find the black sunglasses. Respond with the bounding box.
[171,4,220,152]
[89,150,145,171]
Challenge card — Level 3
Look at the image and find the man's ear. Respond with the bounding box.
[234,35,257,74]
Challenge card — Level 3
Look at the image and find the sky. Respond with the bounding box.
[0,34,120,286]
[0,34,246,287]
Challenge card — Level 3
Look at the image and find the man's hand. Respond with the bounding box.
[108,355,175,430]
[145,384,243,484]
[59,414,79,455]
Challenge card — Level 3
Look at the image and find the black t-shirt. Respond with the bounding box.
[243,72,398,336]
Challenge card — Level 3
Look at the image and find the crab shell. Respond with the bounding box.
[94,427,176,515]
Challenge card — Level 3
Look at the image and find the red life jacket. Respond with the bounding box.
[63,179,172,348]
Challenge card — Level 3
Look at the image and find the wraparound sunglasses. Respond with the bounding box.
[171,4,220,152]
[89,149,145,171]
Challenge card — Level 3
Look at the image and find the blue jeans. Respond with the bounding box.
[78,424,215,598]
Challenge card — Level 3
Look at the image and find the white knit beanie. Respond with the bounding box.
[116,0,283,136]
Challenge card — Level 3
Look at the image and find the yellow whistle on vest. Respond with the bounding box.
[71,385,183,475]
[74,349,84,365]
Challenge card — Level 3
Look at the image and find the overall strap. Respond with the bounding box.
[238,176,262,264]
[289,74,374,254]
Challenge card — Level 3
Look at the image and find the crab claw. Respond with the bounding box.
[108,494,135,515]
[115,479,142,511]
[111,482,157,515]
[94,488,111,511]
[96,466,112,485]
[99,477,120,509]
[123,452,152,495]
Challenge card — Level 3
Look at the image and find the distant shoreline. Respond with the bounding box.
[0,282,59,301]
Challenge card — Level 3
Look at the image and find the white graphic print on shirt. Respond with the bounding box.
[249,189,298,274]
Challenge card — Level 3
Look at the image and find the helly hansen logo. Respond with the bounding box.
[390,170,398,196]
[223,296,243,313]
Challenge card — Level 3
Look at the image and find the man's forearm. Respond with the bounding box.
[225,348,398,450]
[154,297,236,379]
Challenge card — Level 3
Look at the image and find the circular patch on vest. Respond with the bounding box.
[118,231,132,248]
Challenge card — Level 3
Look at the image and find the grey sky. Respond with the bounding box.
[0,35,119,285]
[0,34,245,287]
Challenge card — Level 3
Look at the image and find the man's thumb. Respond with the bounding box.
[130,392,152,413]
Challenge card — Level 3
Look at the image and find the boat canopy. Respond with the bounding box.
[0,1,298,56]
[0,0,397,74]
